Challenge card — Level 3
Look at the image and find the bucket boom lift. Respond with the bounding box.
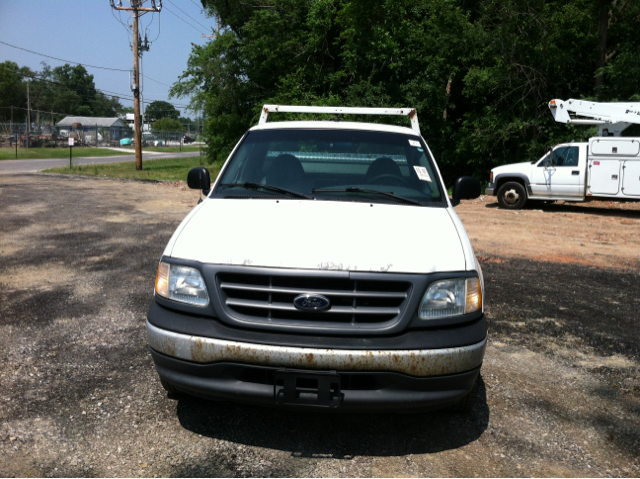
[549,99,640,136]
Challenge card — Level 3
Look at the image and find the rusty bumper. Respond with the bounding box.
[146,320,486,376]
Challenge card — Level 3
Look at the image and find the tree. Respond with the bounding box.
[145,100,180,122]
[172,0,640,178]
[0,61,27,121]
[151,117,184,132]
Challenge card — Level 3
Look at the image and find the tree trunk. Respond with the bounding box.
[595,0,611,96]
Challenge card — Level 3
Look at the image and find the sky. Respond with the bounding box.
[0,0,216,118]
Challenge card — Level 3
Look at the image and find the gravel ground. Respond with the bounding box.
[1,173,638,477]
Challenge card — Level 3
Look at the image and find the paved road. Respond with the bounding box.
[0,150,202,174]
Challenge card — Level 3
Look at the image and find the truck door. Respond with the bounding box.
[588,160,621,195]
[530,146,582,196]
[622,161,640,196]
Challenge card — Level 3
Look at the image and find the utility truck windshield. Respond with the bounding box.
[215,128,445,205]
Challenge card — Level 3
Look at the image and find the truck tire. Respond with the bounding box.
[448,375,480,413]
[497,181,527,209]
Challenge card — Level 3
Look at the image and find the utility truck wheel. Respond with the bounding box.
[497,182,527,209]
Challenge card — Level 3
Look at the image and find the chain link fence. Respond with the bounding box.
[0,122,132,148]
[1,123,204,149]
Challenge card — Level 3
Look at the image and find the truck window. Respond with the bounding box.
[216,129,444,205]
[538,146,579,167]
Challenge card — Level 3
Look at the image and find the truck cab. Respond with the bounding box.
[486,143,588,209]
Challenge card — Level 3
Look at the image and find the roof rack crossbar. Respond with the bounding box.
[258,105,421,135]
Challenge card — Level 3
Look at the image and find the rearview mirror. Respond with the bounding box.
[187,167,211,192]
[451,176,481,207]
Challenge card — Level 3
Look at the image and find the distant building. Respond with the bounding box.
[124,113,151,132]
[56,116,129,143]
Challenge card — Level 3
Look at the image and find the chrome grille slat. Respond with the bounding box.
[217,271,411,330]
[226,298,400,315]
[219,282,407,299]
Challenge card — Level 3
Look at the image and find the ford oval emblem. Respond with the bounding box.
[293,294,331,311]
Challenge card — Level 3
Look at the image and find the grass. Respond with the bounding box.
[117,146,203,153]
[0,147,131,161]
[43,156,220,182]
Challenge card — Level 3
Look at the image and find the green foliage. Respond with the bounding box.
[0,61,27,121]
[0,61,123,122]
[151,117,185,132]
[171,0,640,182]
[145,100,180,122]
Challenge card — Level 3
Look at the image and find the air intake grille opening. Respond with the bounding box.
[217,272,411,329]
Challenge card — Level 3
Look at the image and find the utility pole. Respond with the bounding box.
[26,82,30,149]
[110,0,162,170]
[202,16,220,38]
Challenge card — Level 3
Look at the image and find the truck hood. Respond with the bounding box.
[167,199,467,274]
[492,162,532,175]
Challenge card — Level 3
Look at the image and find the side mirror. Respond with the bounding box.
[451,176,481,207]
[187,167,211,192]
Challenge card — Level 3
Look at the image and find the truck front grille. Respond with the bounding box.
[217,272,411,329]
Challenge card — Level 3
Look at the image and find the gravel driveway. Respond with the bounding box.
[1,173,638,477]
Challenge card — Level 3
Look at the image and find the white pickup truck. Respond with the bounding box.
[485,137,640,209]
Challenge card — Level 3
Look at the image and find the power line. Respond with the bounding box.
[166,0,210,32]
[188,0,203,12]
[0,64,191,110]
[0,39,173,91]
[0,40,130,72]
[111,8,133,38]
[163,5,206,34]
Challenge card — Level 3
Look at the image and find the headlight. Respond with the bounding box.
[155,262,209,307]
[418,277,482,319]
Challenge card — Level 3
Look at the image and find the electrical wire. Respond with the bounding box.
[0,40,130,72]
[163,5,206,34]
[188,0,204,12]
[0,64,191,109]
[166,0,210,32]
[112,8,133,38]
[1,39,177,93]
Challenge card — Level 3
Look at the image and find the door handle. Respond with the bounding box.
[572,170,579,175]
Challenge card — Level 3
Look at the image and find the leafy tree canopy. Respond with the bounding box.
[0,61,124,124]
[171,0,640,179]
[145,100,180,122]
[151,117,184,132]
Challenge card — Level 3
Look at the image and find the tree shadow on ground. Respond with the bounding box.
[175,376,489,458]
[485,201,640,219]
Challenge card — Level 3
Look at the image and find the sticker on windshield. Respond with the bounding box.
[409,139,421,147]
[413,166,432,182]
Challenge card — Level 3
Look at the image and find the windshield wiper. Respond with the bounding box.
[220,182,311,199]
[312,187,422,206]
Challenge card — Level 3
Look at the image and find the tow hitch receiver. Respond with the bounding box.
[275,369,342,408]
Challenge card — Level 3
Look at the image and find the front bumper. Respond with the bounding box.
[147,320,486,411]
[485,182,495,196]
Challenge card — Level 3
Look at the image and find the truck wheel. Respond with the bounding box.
[448,375,479,413]
[497,182,527,209]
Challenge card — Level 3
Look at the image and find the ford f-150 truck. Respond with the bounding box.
[147,105,485,412]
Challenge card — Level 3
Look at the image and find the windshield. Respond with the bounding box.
[214,128,444,206]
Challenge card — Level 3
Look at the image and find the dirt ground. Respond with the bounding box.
[1,173,639,477]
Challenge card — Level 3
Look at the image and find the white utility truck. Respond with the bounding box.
[485,99,640,209]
